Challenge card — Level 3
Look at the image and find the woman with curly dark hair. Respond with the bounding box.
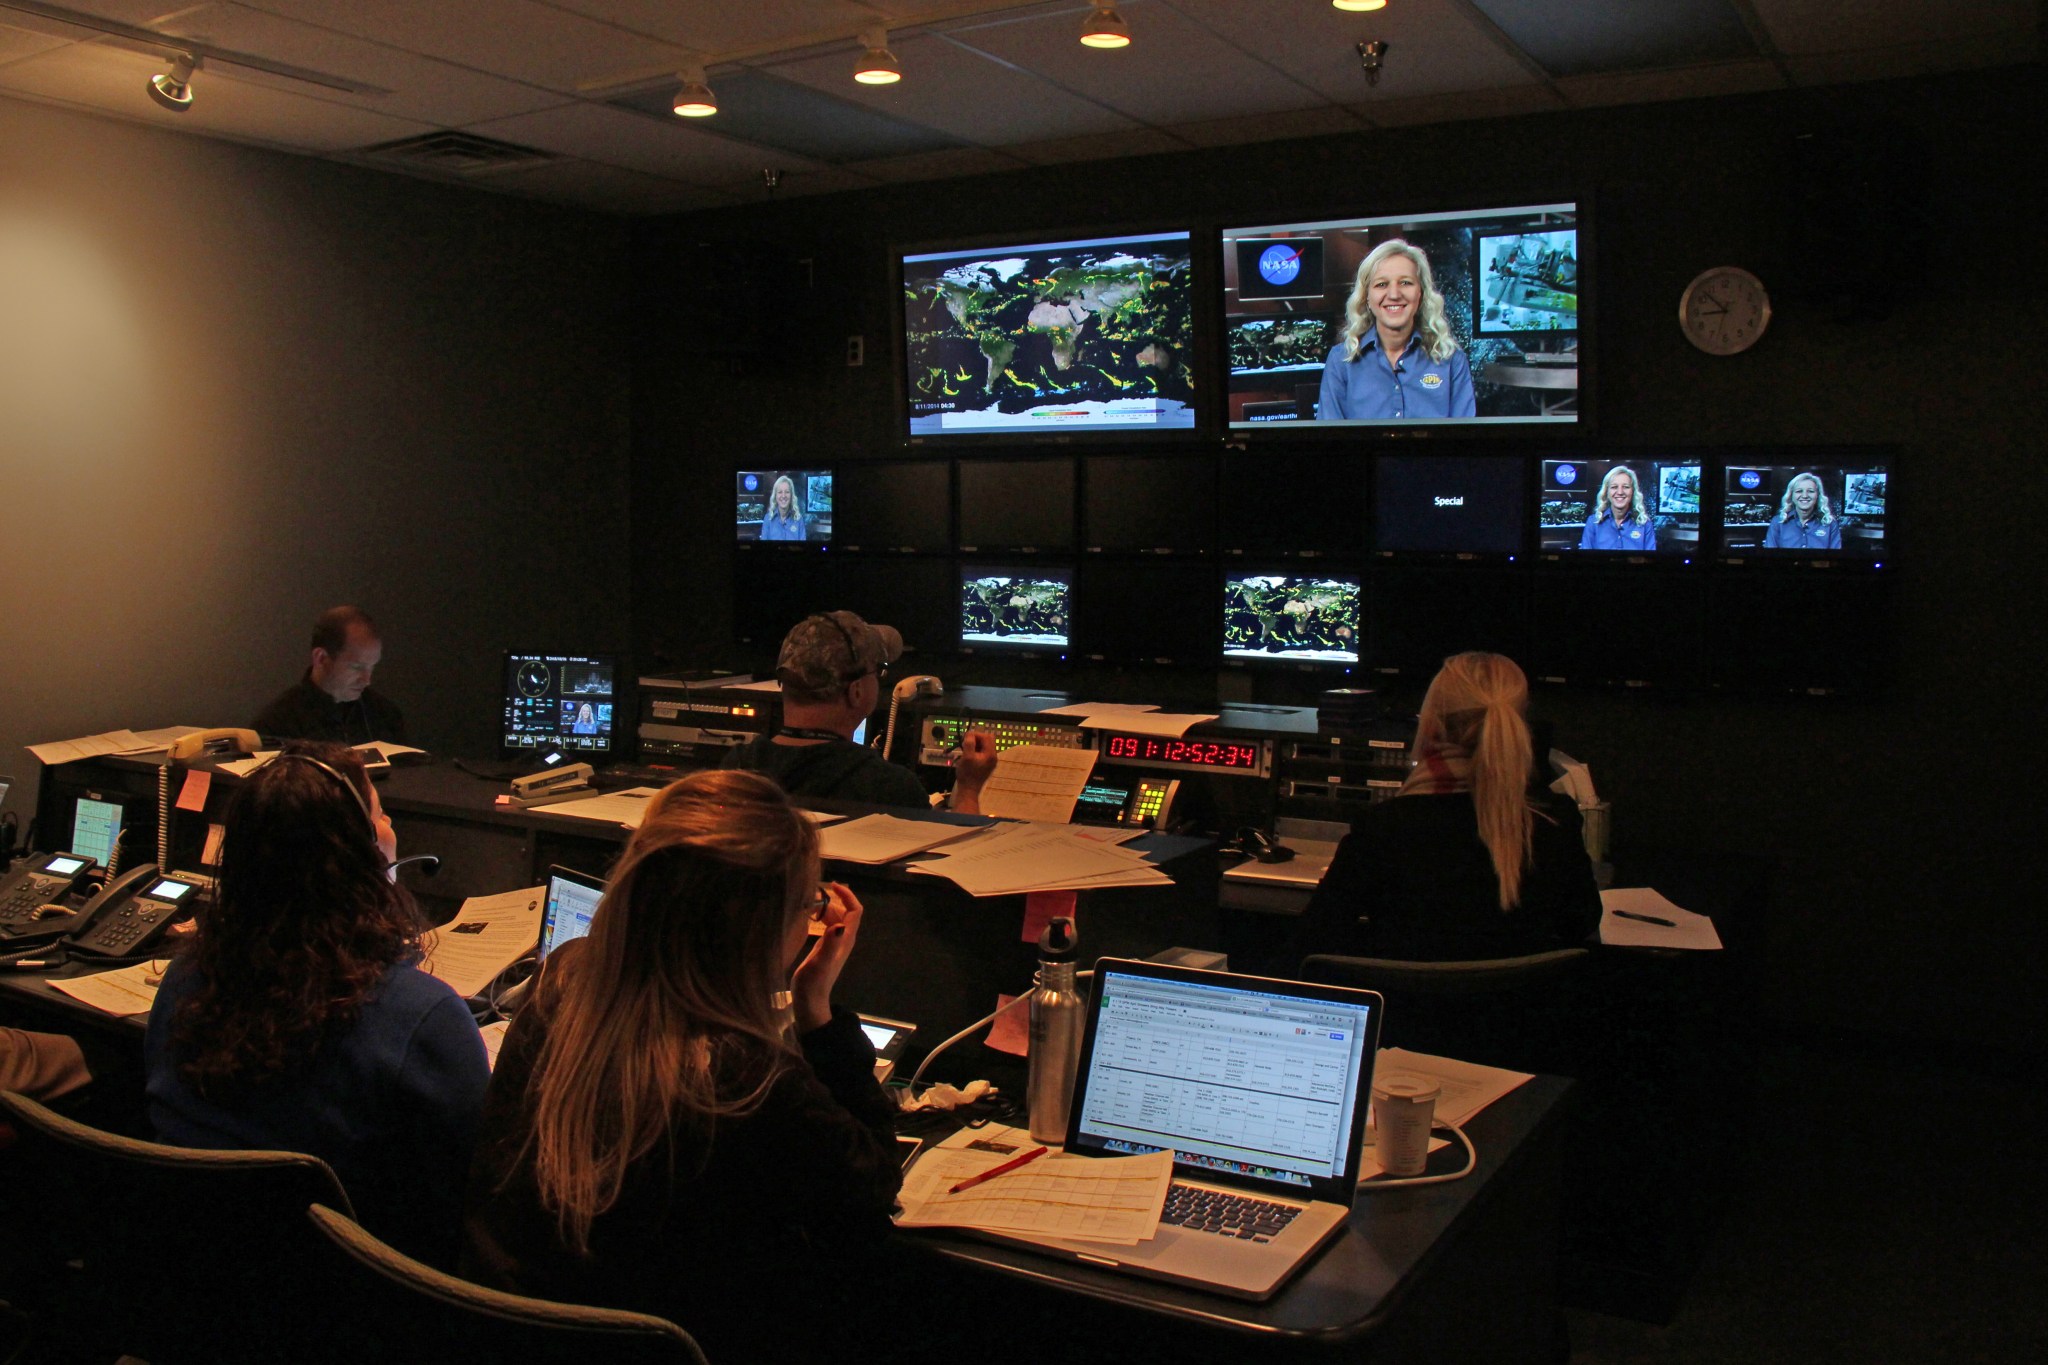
[144,741,488,1264]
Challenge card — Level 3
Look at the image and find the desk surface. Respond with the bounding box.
[906,1073,1572,1348]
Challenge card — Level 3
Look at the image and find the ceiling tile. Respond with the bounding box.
[1171,103,1366,149]
[1358,82,1564,129]
[1749,0,2040,56]
[1555,59,1787,111]
[1167,0,1543,103]
[1007,125,1188,166]
[236,0,692,92]
[469,156,738,215]
[0,39,434,150]
[538,1,883,54]
[1465,0,1757,77]
[141,5,572,125]
[610,66,961,164]
[842,144,1029,184]
[467,99,823,185]
[761,29,1139,147]
[0,20,71,63]
[945,0,1321,128]
[699,163,879,201]
[1784,29,2041,88]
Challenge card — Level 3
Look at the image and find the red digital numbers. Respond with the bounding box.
[1103,734,1257,769]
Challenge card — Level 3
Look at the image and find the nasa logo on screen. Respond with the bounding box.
[743,473,760,492]
[1555,464,1578,486]
[1739,470,1762,490]
[1257,244,1303,287]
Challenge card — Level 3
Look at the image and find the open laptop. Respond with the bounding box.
[975,957,1382,1301]
[537,865,606,961]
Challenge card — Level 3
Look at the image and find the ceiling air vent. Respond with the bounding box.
[357,132,558,176]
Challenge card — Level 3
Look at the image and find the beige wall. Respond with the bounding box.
[0,95,633,823]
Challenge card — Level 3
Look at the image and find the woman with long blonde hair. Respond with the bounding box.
[463,769,899,1364]
[1294,652,1599,961]
[1317,238,1476,420]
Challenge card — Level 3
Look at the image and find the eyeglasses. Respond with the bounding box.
[808,888,831,920]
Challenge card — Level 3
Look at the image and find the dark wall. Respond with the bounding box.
[0,95,634,810]
[628,67,2045,1052]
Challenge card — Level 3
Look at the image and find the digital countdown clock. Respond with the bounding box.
[1098,733,1269,777]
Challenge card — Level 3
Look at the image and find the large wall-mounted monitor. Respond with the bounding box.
[901,231,1196,440]
[958,565,1071,654]
[735,468,833,545]
[502,653,619,758]
[1222,573,1360,666]
[1373,455,1526,558]
[1222,202,1581,432]
[1718,460,1891,565]
[1537,457,1700,561]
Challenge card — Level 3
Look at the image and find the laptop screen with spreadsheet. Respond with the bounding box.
[1065,962,1379,1203]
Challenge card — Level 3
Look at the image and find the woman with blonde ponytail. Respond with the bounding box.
[1294,653,1599,962]
[462,770,901,1365]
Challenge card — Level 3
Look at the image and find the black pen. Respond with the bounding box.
[1613,909,1675,927]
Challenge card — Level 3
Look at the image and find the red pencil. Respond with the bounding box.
[948,1145,1049,1195]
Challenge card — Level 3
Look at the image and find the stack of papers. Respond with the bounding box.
[973,744,1099,824]
[50,961,165,1015]
[530,787,662,830]
[818,813,981,865]
[1037,702,1159,720]
[1599,888,1722,950]
[1076,711,1219,737]
[27,726,209,765]
[895,1125,1172,1244]
[907,821,1172,896]
[420,887,546,998]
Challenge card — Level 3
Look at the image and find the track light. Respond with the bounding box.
[1080,2,1131,48]
[1332,1,1388,12]
[672,64,716,117]
[854,26,900,84]
[148,52,196,113]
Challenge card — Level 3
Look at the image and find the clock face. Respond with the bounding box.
[1680,267,1771,355]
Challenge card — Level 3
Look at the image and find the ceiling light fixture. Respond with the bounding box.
[1332,1,1388,12]
[672,64,717,117]
[148,52,196,112]
[1080,1,1131,49]
[854,26,901,84]
[1357,39,1388,86]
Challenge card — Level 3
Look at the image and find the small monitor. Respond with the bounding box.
[1719,460,1890,562]
[145,878,196,902]
[735,468,833,545]
[1537,457,1700,559]
[70,796,122,870]
[538,865,607,961]
[1373,456,1525,557]
[1222,573,1360,665]
[502,653,619,758]
[959,565,1071,654]
[44,854,90,877]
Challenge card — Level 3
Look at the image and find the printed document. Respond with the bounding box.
[532,787,662,830]
[28,730,153,765]
[1599,887,1723,950]
[419,886,545,998]
[974,744,1099,824]
[50,962,165,1015]
[895,1126,1171,1245]
[818,813,981,865]
[1075,711,1219,738]
[907,821,1170,896]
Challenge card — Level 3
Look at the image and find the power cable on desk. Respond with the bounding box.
[901,969,1095,1104]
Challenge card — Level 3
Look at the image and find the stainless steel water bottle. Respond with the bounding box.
[1027,916,1085,1144]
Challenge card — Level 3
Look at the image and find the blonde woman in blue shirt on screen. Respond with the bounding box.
[1318,239,1476,421]
[1763,472,1841,551]
[760,474,806,542]
[1579,465,1656,551]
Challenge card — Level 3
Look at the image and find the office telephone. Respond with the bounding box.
[53,863,206,960]
[167,728,262,762]
[0,851,99,941]
[1072,775,1181,830]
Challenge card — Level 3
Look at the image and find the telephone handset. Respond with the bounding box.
[167,728,262,762]
[882,675,943,762]
[59,863,206,960]
[0,851,99,941]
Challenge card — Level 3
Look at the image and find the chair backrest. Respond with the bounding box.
[1297,948,1592,1072]
[304,1204,708,1365]
[0,1089,356,1364]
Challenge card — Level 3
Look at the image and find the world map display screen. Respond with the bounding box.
[902,232,1196,438]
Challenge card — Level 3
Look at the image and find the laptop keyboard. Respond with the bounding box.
[1159,1183,1303,1242]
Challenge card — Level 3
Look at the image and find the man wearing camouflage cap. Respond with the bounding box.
[722,611,996,812]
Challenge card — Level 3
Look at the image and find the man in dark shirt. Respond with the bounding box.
[723,611,994,811]
[253,606,407,746]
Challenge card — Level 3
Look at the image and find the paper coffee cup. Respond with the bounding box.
[1371,1073,1441,1177]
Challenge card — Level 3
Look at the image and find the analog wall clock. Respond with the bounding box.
[1679,267,1771,355]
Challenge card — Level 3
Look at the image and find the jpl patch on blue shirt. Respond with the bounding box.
[1319,335,1477,420]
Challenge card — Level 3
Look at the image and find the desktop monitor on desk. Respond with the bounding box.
[502,653,620,760]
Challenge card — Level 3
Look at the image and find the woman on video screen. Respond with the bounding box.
[1763,472,1841,551]
[759,474,806,542]
[1579,465,1656,550]
[1318,239,1476,421]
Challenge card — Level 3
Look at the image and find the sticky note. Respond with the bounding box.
[1021,890,1078,944]
[985,993,1029,1056]
[176,769,212,812]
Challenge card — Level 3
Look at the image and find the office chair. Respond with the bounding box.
[0,1089,354,1364]
[304,1204,708,1365]
[1298,948,1592,1075]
